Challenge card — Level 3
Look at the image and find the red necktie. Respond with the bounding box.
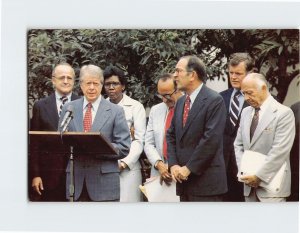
[183,95,191,127]
[83,103,92,132]
[163,107,174,160]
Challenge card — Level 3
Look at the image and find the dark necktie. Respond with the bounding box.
[183,95,191,127]
[163,107,174,160]
[229,90,241,127]
[59,96,68,116]
[250,108,260,142]
[83,103,92,132]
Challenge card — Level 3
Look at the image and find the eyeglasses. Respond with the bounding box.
[173,68,192,74]
[54,76,74,81]
[104,81,121,88]
[156,89,177,100]
[83,81,101,87]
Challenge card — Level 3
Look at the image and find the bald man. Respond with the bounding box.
[234,73,295,202]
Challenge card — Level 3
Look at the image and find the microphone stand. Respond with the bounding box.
[59,115,75,202]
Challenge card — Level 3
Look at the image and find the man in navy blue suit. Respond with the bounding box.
[219,53,255,202]
[30,62,80,201]
[167,55,227,202]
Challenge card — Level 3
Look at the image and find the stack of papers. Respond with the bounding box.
[239,150,287,192]
[140,176,179,202]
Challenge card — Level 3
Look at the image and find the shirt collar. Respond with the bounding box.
[189,83,203,105]
[83,95,102,109]
[258,94,272,112]
[55,91,72,101]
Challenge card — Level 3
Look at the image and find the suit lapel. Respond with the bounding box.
[250,100,277,146]
[46,93,59,128]
[73,98,84,132]
[91,98,111,132]
[179,86,207,140]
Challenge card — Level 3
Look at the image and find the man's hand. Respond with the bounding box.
[170,165,190,183]
[241,175,261,188]
[32,177,44,195]
[156,161,172,185]
[178,166,191,181]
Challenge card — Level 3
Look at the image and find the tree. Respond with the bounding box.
[28,29,299,112]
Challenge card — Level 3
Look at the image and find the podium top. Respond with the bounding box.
[29,131,118,155]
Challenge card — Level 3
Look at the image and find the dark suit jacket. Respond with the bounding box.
[167,85,227,196]
[219,88,249,175]
[60,97,131,201]
[29,93,79,190]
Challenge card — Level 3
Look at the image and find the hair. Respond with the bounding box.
[79,64,103,83]
[103,65,127,86]
[181,55,206,82]
[229,53,255,72]
[245,73,269,91]
[158,73,177,89]
[52,62,75,78]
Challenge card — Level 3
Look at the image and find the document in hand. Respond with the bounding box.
[238,150,287,192]
[142,176,180,202]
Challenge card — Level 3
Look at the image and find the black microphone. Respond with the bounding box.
[60,105,74,129]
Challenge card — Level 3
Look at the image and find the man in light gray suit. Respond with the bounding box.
[59,64,131,201]
[144,74,183,184]
[234,73,295,202]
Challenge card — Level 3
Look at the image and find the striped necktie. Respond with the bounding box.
[59,96,68,117]
[229,91,241,127]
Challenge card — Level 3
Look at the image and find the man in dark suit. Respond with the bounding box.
[167,55,227,202]
[287,101,299,201]
[30,62,80,201]
[59,64,131,201]
[219,53,255,201]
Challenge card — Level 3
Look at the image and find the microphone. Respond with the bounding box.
[60,105,74,129]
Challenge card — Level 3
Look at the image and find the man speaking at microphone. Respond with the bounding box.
[59,64,131,202]
[30,63,79,201]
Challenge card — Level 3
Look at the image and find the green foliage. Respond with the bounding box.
[28,29,299,109]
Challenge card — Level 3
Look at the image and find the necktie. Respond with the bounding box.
[83,103,92,132]
[59,96,68,116]
[229,90,241,127]
[250,107,260,142]
[183,95,191,127]
[163,107,174,160]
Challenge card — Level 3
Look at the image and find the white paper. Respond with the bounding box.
[239,150,287,192]
[142,176,180,202]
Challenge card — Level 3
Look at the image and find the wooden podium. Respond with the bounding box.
[29,131,118,201]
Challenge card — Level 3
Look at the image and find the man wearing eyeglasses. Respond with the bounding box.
[29,62,80,201]
[144,73,183,185]
[167,55,227,202]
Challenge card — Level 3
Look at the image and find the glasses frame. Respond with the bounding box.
[104,81,122,89]
[156,89,177,100]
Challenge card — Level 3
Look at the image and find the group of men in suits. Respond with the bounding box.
[29,53,298,202]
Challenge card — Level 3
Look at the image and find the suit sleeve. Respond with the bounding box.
[144,106,163,166]
[111,107,131,160]
[167,103,179,168]
[234,110,245,172]
[256,109,295,183]
[185,96,226,175]
[29,102,41,178]
[121,102,146,169]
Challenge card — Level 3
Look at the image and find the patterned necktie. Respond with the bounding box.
[250,107,260,142]
[83,103,92,132]
[229,90,241,127]
[59,96,68,116]
[163,107,174,160]
[183,95,191,127]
